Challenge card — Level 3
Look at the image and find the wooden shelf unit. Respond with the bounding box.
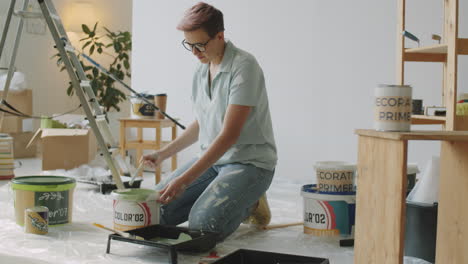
[354,1,468,264]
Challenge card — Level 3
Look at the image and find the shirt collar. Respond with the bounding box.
[218,40,235,73]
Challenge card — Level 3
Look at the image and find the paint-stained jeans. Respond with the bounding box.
[155,158,274,242]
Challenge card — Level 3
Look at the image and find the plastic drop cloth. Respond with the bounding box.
[0,161,430,264]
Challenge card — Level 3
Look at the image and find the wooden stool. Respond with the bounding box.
[119,118,177,183]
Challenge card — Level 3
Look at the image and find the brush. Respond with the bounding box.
[93,223,144,240]
[129,161,145,187]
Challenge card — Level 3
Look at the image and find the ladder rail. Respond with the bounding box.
[38,0,124,189]
[0,0,29,131]
[0,0,17,61]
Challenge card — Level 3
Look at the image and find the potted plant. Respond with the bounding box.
[53,22,131,112]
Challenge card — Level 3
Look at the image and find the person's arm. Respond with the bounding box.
[143,120,199,167]
[158,104,251,203]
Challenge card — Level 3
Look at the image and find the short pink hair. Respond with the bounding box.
[177,2,224,38]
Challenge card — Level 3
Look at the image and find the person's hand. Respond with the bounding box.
[142,151,166,168]
[158,176,189,204]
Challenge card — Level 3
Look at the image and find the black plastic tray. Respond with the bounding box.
[212,249,330,264]
[106,224,218,264]
[77,176,142,194]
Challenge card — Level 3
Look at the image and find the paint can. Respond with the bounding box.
[314,161,356,194]
[111,188,160,231]
[130,94,155,119]
[374,84,412,131]
[24,206,49,235]
[301,184,355,237]
[11,176,76,226]
[0,134,15,180]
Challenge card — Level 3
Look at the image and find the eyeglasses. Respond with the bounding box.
[181,38,212,52]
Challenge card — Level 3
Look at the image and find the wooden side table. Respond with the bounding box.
[119,118,178,183]
[354,129,468,264]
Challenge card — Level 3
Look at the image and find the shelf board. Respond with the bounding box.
[355,129,468,141]
[406,44,448,54]
[411,115,446,125]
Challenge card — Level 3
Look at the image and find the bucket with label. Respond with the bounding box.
[130,94,155,119]
[111,188,160,231]
[11,176,76,226]
[374,84,412,131]
[301,184,355,237]
[314,161,356,194]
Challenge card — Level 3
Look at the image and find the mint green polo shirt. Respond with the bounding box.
[191,41,277,171]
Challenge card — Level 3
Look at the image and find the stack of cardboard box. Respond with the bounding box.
[0,89,36,158]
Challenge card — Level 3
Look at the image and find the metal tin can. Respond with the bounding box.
[24,206,49,235]
[374,84,412,131]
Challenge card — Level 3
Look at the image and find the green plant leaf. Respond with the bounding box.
[93,22,98,33]
[97,47,103,54]
[82,41,92,50]
[89,45,95,55]
[82,24,91,34]
[123,60,130,70]
[92,67,99,78]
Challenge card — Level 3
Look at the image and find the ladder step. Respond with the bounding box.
[14,11,43,19]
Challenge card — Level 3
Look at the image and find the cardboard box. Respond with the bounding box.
[0,89,32,116]
[9,132,37,158]
[0,116,34,133]
[27,128,97,171]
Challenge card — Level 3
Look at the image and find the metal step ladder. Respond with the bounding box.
[0,0,128,189]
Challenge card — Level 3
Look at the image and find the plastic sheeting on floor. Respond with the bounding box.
[0,159,430,264]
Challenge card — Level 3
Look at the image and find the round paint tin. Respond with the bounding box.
[374,84,412,131]
[11,176,76,226]
[24,206,49,235]
[111,188,160,231]
[130,94,155,119]
[301,184,355,237]
[314,161,356,194]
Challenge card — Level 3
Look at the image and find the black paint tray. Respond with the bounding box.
[106,224,218,264]
[212,249,330,264]
[77,175,142,194]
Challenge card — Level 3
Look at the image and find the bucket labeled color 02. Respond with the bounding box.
[130,94,155,119]
[111,188,160,231]
[374,84,412,131]
[301,184,355,237]
[11,176,76,226]
[314,161,356,194]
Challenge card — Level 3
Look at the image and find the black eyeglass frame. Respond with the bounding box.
[181,38,213,52]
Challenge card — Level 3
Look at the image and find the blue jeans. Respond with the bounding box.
[155,158,274,242]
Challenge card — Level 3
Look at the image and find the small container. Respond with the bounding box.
[24,206,49,235]
[130,94,155,119]
[412,99,424,115]
[154,93,167,119]
[374,84,412,131]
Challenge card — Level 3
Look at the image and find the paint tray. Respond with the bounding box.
[106,224,218,264]
[212,249,330,264]
[77,175,142,194]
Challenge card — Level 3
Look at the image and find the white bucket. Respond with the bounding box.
[130,95,155,119]
[374,84,412,131]
[301,184,355,237]
[111,188,160,231]
[314,161,356,194]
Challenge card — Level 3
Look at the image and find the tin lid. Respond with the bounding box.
[378,84,412,88]
[26,206,49,213]
[11,176,76,192]
[111,188,159,202]
[314,161,356,171]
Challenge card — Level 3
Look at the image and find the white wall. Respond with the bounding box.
[133,0,468,182]
[0,0,133,126]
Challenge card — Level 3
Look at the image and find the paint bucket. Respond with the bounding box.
[374,84,412,131]
[130,94,155,119]
[11,176,76,226]
[301,184,355,237]
[0,134,15,180]
[314,161,356,194]
[111,188,160,231]
[24,206,49,235]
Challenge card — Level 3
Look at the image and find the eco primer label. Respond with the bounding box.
[317,170,354,193]
[375,96,412,123]
[35,191,69,225]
